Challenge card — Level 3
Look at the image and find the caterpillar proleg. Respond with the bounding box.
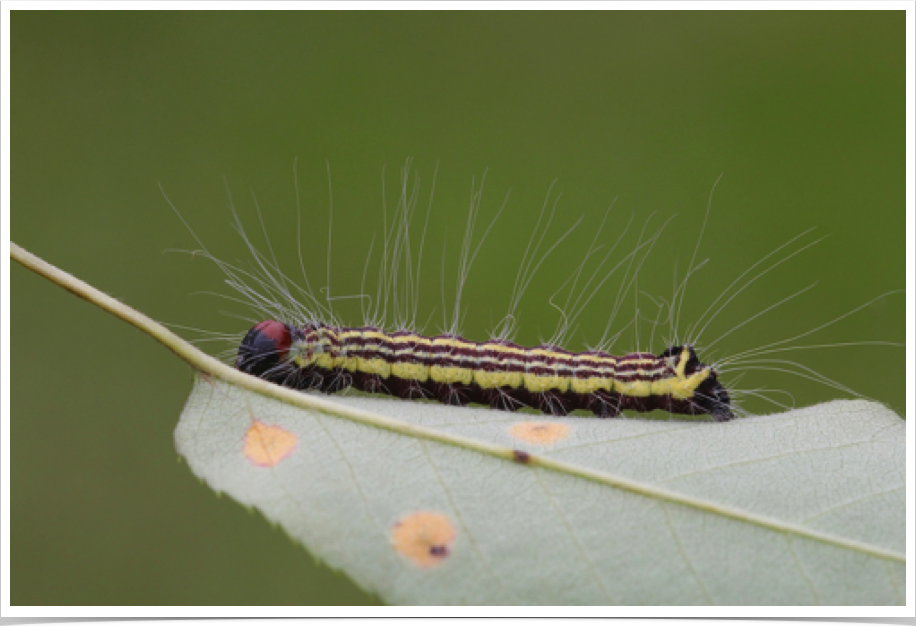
[171,161,900,422]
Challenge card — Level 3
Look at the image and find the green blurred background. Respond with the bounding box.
[11,11,904,605]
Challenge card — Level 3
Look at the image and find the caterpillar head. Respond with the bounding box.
[236,320,297,378]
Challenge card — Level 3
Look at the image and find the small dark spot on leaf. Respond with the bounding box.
[513,449,531,464]
[429,545,449,557]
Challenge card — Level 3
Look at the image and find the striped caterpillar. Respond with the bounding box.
[173,162,897,422]
[236,323,733,420]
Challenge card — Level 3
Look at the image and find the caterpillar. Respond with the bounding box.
[172,161,899,422]
[236,323,733,421]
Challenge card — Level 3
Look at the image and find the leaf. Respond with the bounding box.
[11,242,904,606]
[175,375,904,606]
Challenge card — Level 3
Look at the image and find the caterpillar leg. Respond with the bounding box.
[710,406,735,422]
[485,388,525,413]
[433,383,471,407]
[586,391,622,418]
[536,392,571,417]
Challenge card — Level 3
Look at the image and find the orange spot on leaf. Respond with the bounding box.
[509,421,570,445]
[244,420,297,467]
[391,511,456,568]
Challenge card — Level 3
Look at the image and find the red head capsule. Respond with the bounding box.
[236,320,293,377]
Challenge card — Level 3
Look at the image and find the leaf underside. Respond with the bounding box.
[175,375,905,606]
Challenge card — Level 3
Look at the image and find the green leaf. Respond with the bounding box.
[176,375,904,605]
